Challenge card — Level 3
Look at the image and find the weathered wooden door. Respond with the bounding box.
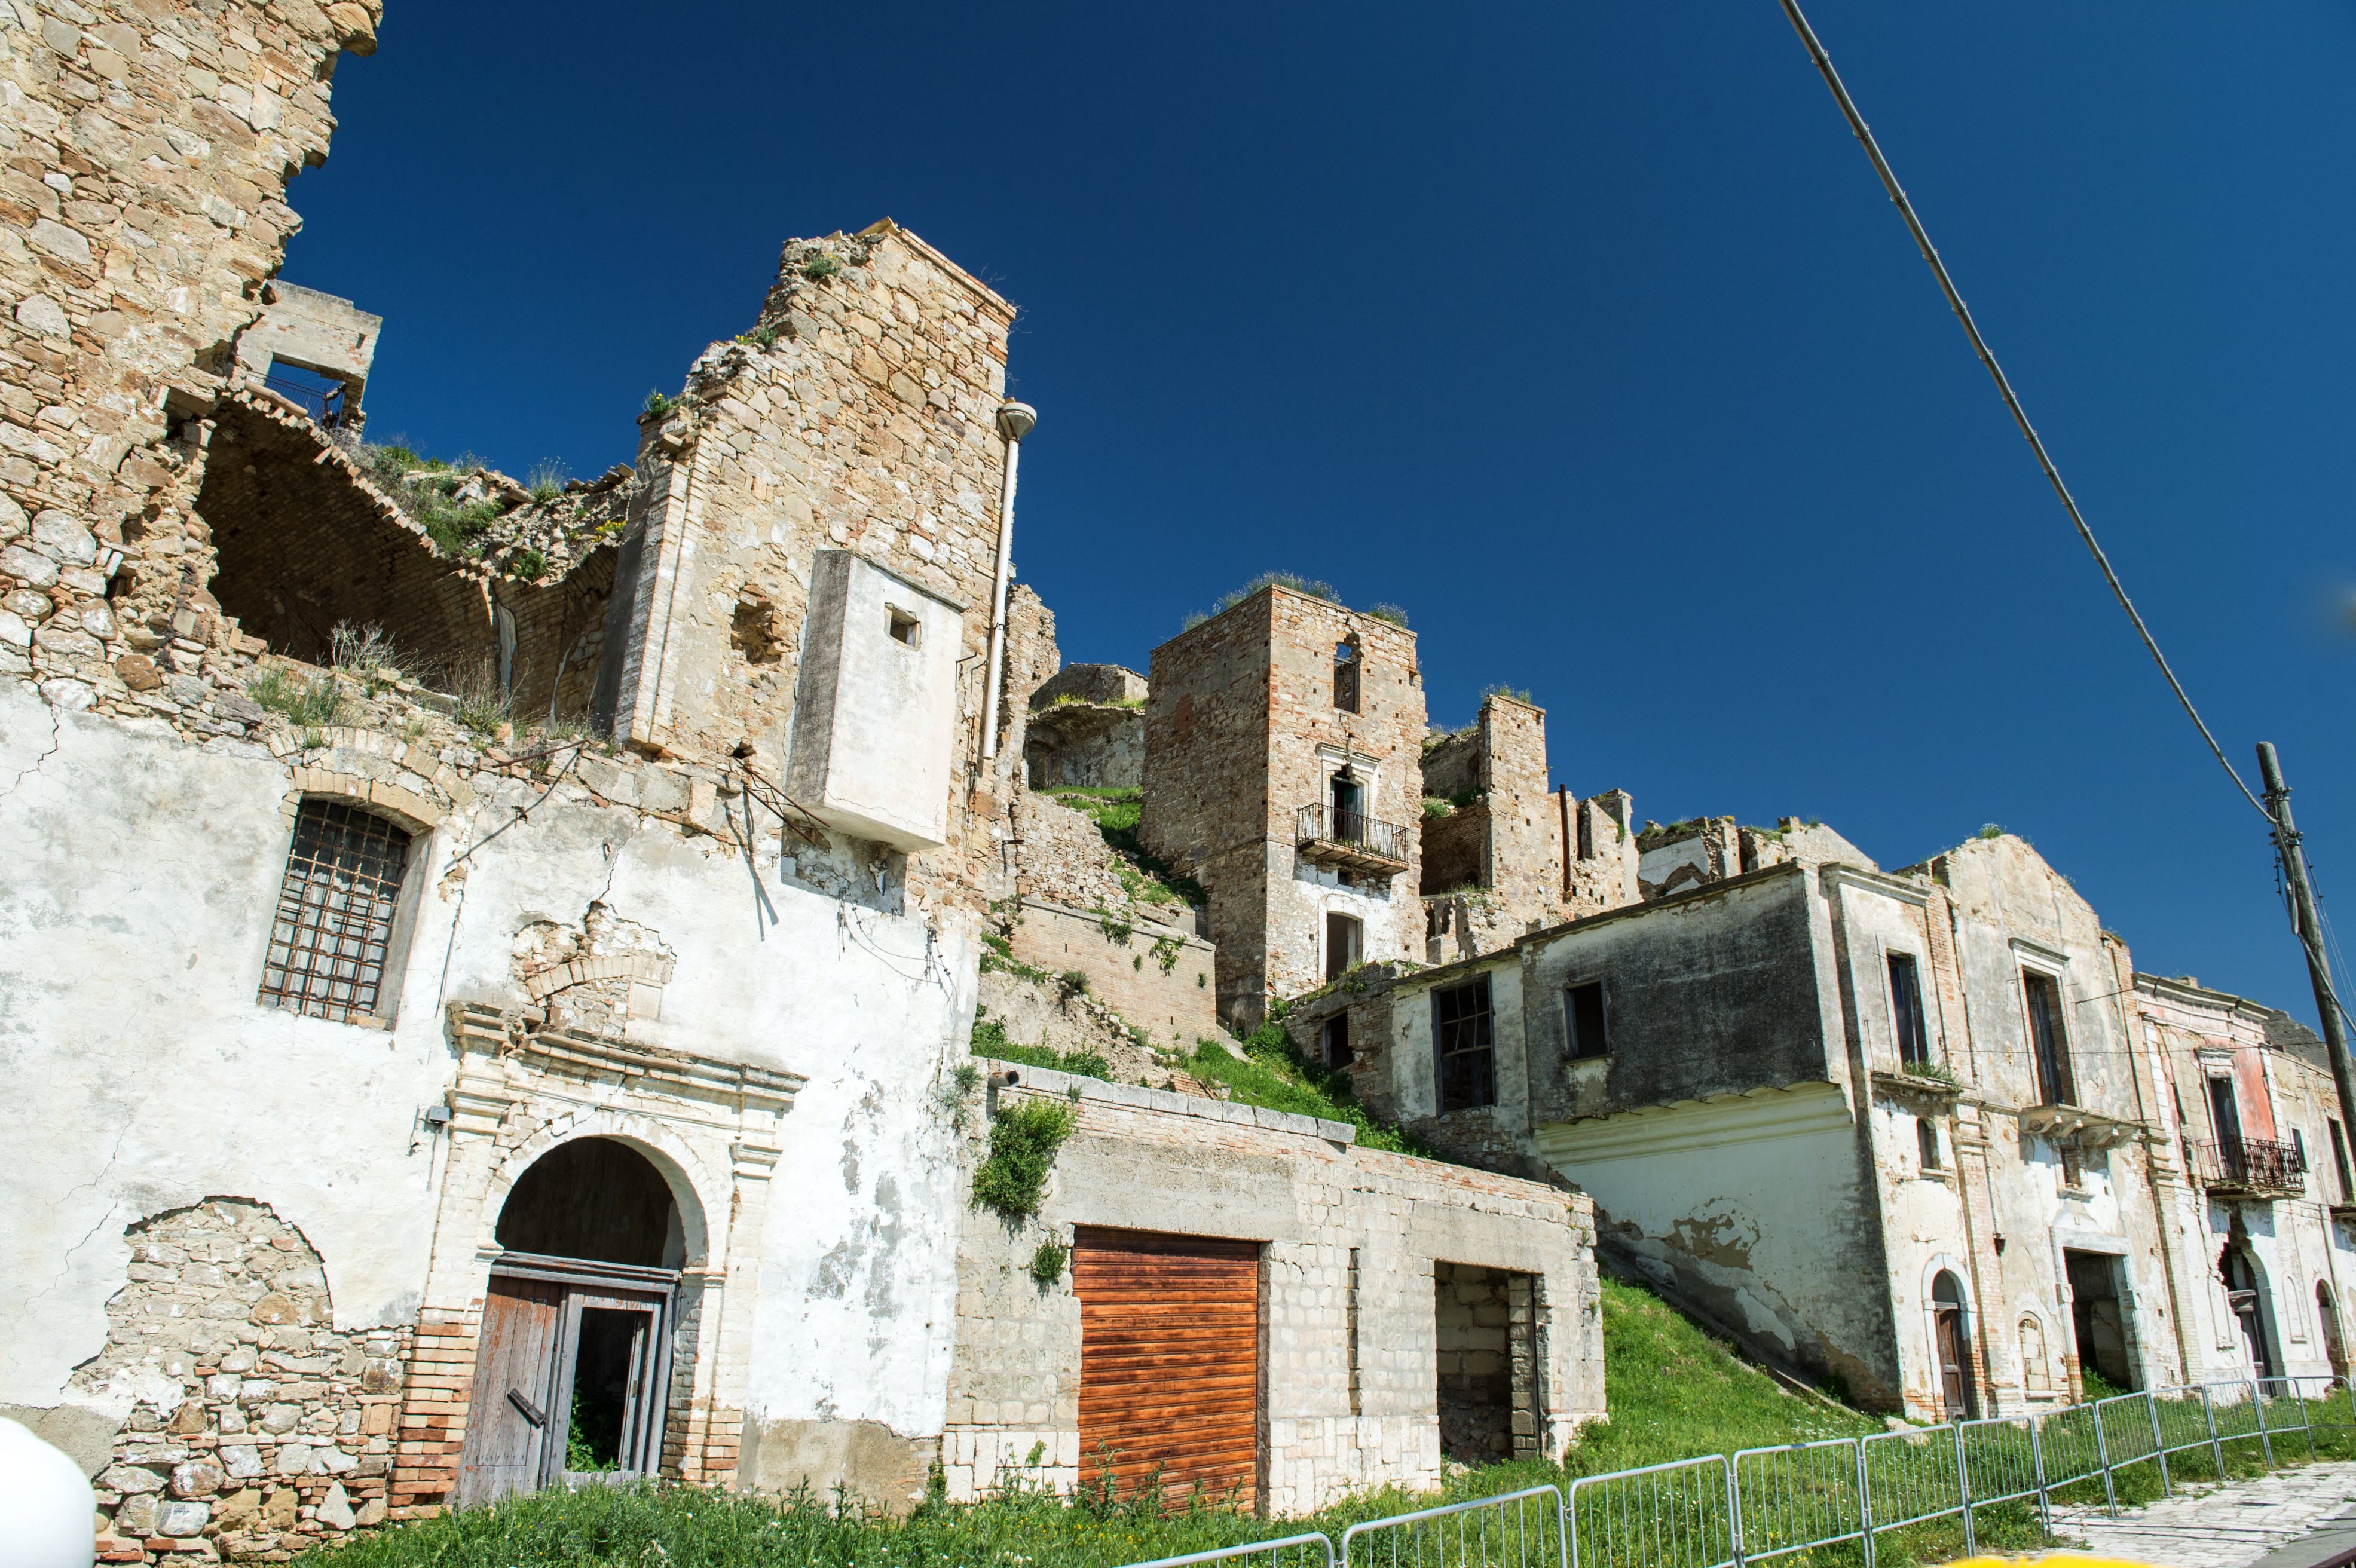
[1934,1307,1971,1419]
[1073,1228,1261,1508]
[454,1275,564,1507]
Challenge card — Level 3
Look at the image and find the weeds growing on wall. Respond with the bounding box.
[504,546,548,582]
[1027,1238,1069,1286]
[1047,787,1205,908]
[971,1100,1077,1222]
[247,667,345,727]
[1978,823,2005,840]
[643,390,677,418]
[971,1017,1110,1083]
[1365,602,1409,627]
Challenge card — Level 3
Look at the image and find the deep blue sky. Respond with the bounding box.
[284,3,2355,1024]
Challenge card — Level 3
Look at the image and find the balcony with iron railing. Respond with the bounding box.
[250,369,356,431]
[2186,1136,2305,1199]
[1295,803,1410,876]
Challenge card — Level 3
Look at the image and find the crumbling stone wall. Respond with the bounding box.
[1142,586,1425,1027]
[0,0,381,712]
[1024,699,1143,790]
[77,1199,406,1564]
[1003,897,1216,1049]
[598,222,1028,914]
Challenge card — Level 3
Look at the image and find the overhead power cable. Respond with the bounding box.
[1774,0,2269,825]
[1774,1,2356,1037]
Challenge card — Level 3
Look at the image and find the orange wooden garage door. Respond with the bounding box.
[1073,1227,1261,1507]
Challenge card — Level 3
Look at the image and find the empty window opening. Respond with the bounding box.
[2331,1120,2354,1203]
[1888,953,1930,1068]
[2022,970,2076,1107]
[2063,1250,2133,1391]
[1326,911,1363,982]
[1323,1012,1354,1071]
[1434,1263,1541,1465]
[260,798,414,1025]
[2207,1075,2244,1147]
[497,1137,685,1269]
[1931,1269,1976,1419]
[1435,977,1495,1113]
[1566,981,1608,1062]
[732,591,783,663]
[1917,1118,1942,1171]
[887,604,921,647]
[1576,800,1595,862]
[1334,639,1361,713]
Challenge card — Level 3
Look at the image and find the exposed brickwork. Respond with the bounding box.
[1142,587,1425,1027]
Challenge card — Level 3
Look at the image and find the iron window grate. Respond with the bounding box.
[260,798,413,1023]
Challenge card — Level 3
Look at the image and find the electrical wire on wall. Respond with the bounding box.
[1774,0,2355,1034]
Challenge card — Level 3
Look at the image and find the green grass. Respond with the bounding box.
[246,667,345,727]
[1184,1025,1437,1159]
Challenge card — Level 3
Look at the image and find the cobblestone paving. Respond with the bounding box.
[2039,1460,2356,1567]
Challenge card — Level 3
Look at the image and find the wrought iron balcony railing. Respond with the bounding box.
[1295,803,1410,874]
[259,370,353,430]
[2186,1136,2305,1198]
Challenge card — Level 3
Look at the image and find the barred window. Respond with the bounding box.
[1434,976,1495,1113]
[260,798,414,1023]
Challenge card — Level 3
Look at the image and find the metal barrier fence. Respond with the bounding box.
[1117,1374,2355,1568]
[1339,1484,1565,1568]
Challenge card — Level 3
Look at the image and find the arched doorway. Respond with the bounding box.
[2318,1282,2348,1385]
[1931,1270,1976,1419]
[2219,1242,2278,1381]
[455,1138,693,1506]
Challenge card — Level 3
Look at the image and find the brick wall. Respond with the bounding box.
[1142,586,1426,1027]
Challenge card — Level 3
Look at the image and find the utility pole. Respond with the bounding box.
[2256,742,2356,1154]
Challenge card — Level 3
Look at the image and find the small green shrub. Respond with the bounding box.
[504,546,547,581]
[1058,969,1090,996]
[1421,795,1452,820]
[1027,1238,1069,1285]
[445,659,512,736]
[247,667,344,727]
[1977,823,2005,840]
[1210,571,1338,617]
[1480,684,1535,706]
[1366,602,1409,627]
[971,1100,1077,1221]
[736,324,781,349]
[417,495,506,557]
[643,390,677,418]
[801,253,842,279]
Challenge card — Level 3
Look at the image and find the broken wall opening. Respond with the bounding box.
[1434,1261,1540,1464]
[199,399,498,671]
[2063,1250,2131,1390]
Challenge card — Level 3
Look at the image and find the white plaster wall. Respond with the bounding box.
[0,682,972,1450]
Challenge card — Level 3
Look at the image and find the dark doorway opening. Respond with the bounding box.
[1434,1262,1541,1465]
[1326,911,1363,981]
[2063,1250,2133,1391]
[2321,1283,2348,1384]
[2220,1242,2278,1380]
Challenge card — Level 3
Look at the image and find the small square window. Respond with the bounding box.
[886,606,920,647]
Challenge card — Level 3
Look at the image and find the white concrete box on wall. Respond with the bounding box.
[787,550,964,850]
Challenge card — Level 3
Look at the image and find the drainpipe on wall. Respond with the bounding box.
[978,401,1038,768]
